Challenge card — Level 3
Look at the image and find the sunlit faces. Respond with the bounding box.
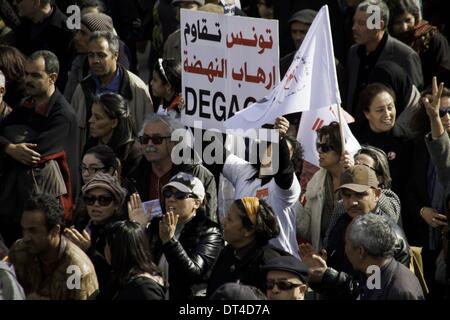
[88,102,118,143]
[141,121,174,163]
[164,187,200,223]
[364,91,396,133]
[391,12,416,36]
[341,188,380,218]
[84,188,118,224]
[290,21,310,49]
[21,209,58,255]
[81,153,112,184]
[266,270,307,300]
[317,135,340,169]
[221,203,254,248]
[24,57,56,98]
[352,9,380,46]
[87,38,118,78]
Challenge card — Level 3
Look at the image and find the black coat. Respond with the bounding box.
[352,124,413,202]
[207,242,289,297]
[404,136,437,247]
[98,275,166,300]
[76,215,125,292]
[14,5,73,90]
[146,209,223,300]
[0,89,79,221]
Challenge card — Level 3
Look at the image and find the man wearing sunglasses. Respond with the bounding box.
[262,255,309,300]
[132,114,218,222]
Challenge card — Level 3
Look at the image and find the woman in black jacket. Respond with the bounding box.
[207,197,288,297]
[129,172,224,300]
[64,172,128,292]
[99,220,165,300]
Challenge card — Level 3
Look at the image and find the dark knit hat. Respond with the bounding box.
[81,12,114,32]
[82,172,127,206]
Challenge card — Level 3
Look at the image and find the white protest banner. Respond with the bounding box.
[298,105,360,167]
[181,9,279,134]
[223,5,340,132]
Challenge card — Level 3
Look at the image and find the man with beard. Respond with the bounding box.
[131,114,218,222]
[9,194,98,300]
[71,31,153,153]
[0,50,79,247]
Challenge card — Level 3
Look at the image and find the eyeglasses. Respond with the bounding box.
[316,143,335,153]
[266,279,303,291]
[81,166,105,174]
[162,189,195,200]
[84,194,114,206]
[139,134,171,145]
[439,108,450,118]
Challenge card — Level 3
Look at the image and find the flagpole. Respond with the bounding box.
[336,103,346,156]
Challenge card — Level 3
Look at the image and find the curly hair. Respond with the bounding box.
[23,194,65,232]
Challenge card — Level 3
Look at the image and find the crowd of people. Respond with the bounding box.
[0,0,449,300]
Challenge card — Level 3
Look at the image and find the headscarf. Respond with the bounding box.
[241,197,260,225]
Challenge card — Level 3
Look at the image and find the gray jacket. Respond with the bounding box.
[0,261,25,300]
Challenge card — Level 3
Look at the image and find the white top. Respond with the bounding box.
[223,153,301,258]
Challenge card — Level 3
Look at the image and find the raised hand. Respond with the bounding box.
[423,76,444,119]
[274,116,290,136]
[128,193,151,227]
[299,243,328,283]
[159,208,179,244]
[64,226,91,252]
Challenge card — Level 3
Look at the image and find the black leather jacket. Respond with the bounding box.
[146,208,224,300]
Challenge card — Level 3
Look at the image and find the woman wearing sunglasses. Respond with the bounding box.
[207,197,285,296]
[128,172,223,300]
[84,92,142,178]
[97,220,166,300]
[297,122,345,251]
[64,172,128,292]
[150,58,182,119]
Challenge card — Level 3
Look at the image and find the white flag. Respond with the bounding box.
[298,105,361,167]
[224,5,341,131]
